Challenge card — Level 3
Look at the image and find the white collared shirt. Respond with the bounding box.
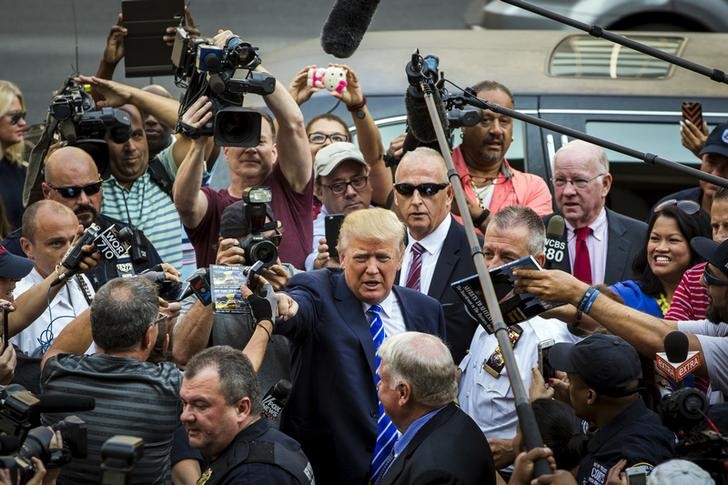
[12,268,96,357]
[457,316,581,440]
[362,290,405,339]
[399,216,452,295]
[565,207,608,285]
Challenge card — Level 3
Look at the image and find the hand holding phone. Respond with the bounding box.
[325,214,346,259]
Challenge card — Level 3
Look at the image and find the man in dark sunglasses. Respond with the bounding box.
[392,147,479,364]
[1,147,163,289]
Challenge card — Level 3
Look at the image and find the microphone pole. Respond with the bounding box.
[453,92,728,189]
[419,78,551,477]
[500,0,728,85]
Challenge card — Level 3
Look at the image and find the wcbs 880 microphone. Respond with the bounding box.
[544,216,566,269]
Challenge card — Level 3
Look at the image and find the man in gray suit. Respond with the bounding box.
[547,140,647,285]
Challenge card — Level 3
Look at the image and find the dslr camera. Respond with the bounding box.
[171,28,276,147]
[239,186,278,268]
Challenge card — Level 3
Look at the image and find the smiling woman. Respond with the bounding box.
[609,202,711,318]
[0,81,28,233]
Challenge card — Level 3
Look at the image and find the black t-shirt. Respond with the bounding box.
[577,399,674,485]
[0,157,26,231]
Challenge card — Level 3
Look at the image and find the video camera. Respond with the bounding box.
[0,385,90,483]
[171,28,276,147]
[50,78,132,146]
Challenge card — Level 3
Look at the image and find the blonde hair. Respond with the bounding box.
[337,207,405,256]
[0,80,25,164]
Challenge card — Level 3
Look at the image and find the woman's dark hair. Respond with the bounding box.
[305,113,351,139]
[632,204,711,297]
[531,398,586,470]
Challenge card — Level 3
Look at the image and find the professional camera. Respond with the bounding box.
[50,78,132,146]
[101,435,144,485]
[171,28,276,147]
[238,186,278,268]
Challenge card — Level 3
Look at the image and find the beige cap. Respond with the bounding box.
[314,142,367,178]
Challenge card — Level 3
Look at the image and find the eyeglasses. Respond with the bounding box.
[393,182,449,197]
[320,175,368,195]
[308,132,349,144]
[48,181,103,199]
[654,198,701,215]
[703,266,728,287]
[552,174,606,189]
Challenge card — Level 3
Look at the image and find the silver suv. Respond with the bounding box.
[465,0,728,32]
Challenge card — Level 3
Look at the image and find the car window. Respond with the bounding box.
[585,121,703,165]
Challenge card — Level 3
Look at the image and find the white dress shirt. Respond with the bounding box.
[12,268,96,357]
[458,316,581,440]
[565,208,608,285]
[398,216,452,295]
[362,290,406,339]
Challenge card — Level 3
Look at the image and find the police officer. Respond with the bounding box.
[547,334,674,485]
[180,288,313,485]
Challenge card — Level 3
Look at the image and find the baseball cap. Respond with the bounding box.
[647,459,713,485]
[691,236,728,278]
[698,123,728,158]
[220,200,276,239]
[314,142,367,178]
[0,244,33,280]
[548,334,642,397]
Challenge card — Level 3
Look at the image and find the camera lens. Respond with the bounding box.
[214,109,261,147]
[250,240,277,267]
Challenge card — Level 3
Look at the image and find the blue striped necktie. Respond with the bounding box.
[368,304,398,483]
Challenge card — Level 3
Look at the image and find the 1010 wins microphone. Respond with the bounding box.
[52,224,133,286]
[655,331,702,389]
[321,0,381,58]
[544,216,566,269]
[261,379,292,429]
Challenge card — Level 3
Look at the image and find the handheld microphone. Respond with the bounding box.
[321,0,381,58]
[655,331,702,389]
[544,215,566,269]
[51,224,133,286]
[261,379,292,428]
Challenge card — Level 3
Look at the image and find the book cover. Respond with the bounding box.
[451,255,558,333]
[209,264,249,314]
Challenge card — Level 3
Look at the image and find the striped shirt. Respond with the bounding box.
[41,353,182,485]
[665,262,709,321]
[101,171,184,273]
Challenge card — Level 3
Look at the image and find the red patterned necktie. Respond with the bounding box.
[573,226,592,284]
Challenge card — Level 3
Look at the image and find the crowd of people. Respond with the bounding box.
[0,16,726,485]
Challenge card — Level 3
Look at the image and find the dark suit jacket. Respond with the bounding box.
[401,217,479,364]
[278,269,446,485]
[379,403,496,485]
[545,208,647,285]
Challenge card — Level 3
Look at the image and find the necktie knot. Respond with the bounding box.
[369,304,382,316]
[575,226,591,241]
[411,242,425,256]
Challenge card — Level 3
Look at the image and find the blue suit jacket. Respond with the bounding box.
[277,269,446,485]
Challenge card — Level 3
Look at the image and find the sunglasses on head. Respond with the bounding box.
[703,266,728,287]
[654,198,701,215]
[8,111,26,125]
[393,182,449,197]
[48,181,103,199]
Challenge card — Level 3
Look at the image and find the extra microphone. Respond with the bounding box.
[261,379,292,429]
[544,215,566,269]
[51,224,133,286]
[321,0,381,58]
[655,331,702,389]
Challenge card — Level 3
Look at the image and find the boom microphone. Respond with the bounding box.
[35,394,96,414]
[544,215,566,269]
[404,54,448,147]
[321,0,381,58]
